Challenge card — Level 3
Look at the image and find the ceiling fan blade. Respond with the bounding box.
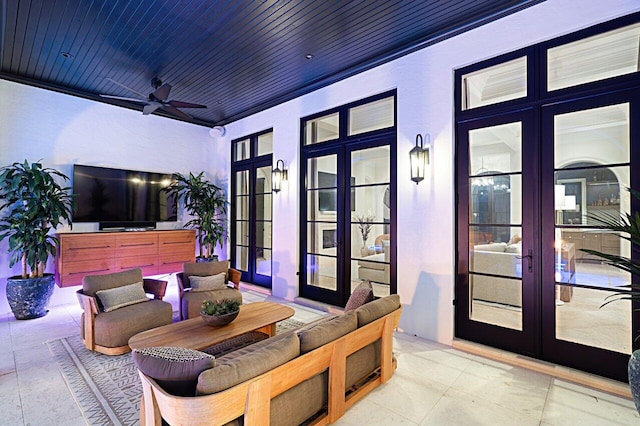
[100,94,147,103]
[143,103,161,115]
[168,100,207,109]
[152,83,172,101]
[106,78,148,98]
[162,105,193,120]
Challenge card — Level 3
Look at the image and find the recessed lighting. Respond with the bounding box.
[60,52,74,59]
[305,53,314,60]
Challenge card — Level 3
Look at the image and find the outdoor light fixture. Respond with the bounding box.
[410,134,430,184]
[272,159,288,193]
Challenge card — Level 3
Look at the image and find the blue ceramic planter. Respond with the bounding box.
[629,350,640,414]
[6,274,55,320]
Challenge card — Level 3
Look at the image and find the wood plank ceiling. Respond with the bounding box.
[1,0,543,127]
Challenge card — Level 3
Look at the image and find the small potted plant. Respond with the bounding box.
[200,299,240,326]
[0,160,73,319]
[164,171,227,262]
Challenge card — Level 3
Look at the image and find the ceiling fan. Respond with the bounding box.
[100,77,206,120]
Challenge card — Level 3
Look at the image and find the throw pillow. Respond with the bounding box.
[132,346,215,397]
[189,272,227,292]
[344,280,374,311]
[95,281,148,312]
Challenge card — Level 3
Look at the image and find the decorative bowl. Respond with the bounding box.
[200,310,239,326]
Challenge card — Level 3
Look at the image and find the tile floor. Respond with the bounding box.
[1,289,639,425]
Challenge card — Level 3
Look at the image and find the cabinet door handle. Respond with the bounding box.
[70,245,111,250]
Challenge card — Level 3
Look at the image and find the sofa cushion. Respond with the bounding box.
[296,311,357,354]
[82,268,143,297]
[181,288,243,320]
[87,299,173,348]
[189,272,227,292]
[95,281,148,312]
[345,280,374,311]
[183,261,229,285]
[196,332,300,395]
[346,340,381,388]
[355,294,400,327]
[505,243,522,254]
[132,347,215,396]
[473,242,507,252]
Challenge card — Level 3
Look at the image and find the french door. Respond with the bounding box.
[231,159,273,288]
[300,139,393,306]
[456,110,540,356]
[456,92,638,381]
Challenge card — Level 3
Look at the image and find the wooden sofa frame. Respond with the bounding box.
[76,278,168,355]
[138,306,402,425]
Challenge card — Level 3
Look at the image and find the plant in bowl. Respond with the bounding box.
[200,299,240,326]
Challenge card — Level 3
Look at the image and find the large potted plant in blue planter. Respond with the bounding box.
[581,188,640,413]
[0,160,73,319]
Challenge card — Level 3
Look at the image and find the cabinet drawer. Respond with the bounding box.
[59,259,117,287]
[157,252,196,274]
[116,255,158,277]
[59,234,116,262]
[116,233,158,258]
[159,230,196,247]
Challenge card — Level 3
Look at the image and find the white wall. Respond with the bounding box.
[225,0,640,343]
[0,79,229,314]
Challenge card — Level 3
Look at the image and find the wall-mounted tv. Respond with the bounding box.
[318,172,356,212]
[72,164,177,228]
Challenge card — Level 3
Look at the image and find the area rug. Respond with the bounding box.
[47,318,305,426]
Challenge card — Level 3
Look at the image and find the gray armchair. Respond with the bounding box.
[177,261,243,320]
[76,268,173,355]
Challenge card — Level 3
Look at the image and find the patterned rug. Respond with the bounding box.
[47,318,305,426]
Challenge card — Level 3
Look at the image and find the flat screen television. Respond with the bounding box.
[317,172,356,212]
[72,164,177,228]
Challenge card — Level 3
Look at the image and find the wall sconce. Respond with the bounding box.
[272,159,288,193]
[410,134,430,184]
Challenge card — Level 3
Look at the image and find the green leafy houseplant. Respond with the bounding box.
[0,160,73,319]
[164,171,228,261]
[0,160,73,278]
[580,187,640,413]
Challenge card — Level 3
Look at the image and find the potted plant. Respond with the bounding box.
[200,299,240,326]
[0,160,73,319]
[580,187,640,413]
[164,171,228,262]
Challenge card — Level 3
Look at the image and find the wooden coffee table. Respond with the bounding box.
[128,301,295,351]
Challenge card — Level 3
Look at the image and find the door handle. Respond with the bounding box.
[516,249,533,273]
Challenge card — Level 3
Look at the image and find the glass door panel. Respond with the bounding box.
[305,155,339,293]
[255,166,272,282]
[350,146,391,298]
[551,102,632,356]
[234,170,250,274]
[468,122,524,331]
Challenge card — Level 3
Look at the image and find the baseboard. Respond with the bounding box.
[452,339,632,399]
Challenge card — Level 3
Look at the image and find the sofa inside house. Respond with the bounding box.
[470,241,524,307]
[133,292,401,426]
[358,234,390,291]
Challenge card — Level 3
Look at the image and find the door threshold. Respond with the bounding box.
[452,339,631,399]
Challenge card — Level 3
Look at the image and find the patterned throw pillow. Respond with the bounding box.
[132,346,216,396]
[95,281,148,312]
[189,272,227,292]
[344,280,374,311]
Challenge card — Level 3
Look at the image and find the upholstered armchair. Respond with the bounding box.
[177,261,243,320]
[76,268,173,355]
